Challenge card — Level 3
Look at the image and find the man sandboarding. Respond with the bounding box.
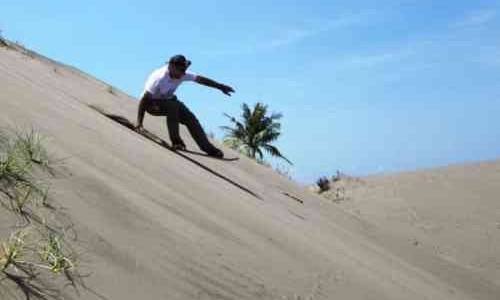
[135,55,235,158]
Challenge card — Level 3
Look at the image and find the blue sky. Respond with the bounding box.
[2,1,500,183]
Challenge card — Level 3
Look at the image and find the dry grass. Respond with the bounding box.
[0,127,84,300]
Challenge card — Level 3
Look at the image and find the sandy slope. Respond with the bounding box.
[324,162,500,294]
[1,43,498,299]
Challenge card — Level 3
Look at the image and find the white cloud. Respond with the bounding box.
[263,28,313,49]
[453,9,497,28]
[333,43,421,69]
[341,51,406,67]
[256,12,376,51]
[205,11,379,56]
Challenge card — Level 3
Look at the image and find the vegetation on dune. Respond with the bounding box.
[222,102,292,166]
[106,85,116,95]
[316,176,331,193]
[0,127,85,300]
[316,170,343,193]
[314,170,365,203]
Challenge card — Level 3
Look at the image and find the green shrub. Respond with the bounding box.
[316,176,330,193]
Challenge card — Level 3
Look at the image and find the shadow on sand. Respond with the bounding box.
[88,105,261,201]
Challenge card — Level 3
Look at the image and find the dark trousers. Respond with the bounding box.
[145,95,217,153]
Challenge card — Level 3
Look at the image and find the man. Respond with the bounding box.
[136,55,235,158]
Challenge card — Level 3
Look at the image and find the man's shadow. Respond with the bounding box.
[88,105,260,200]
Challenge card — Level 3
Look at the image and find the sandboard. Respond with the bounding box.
[87,104,238,161]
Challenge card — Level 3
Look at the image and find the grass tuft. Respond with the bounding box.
[0,230,27,271]
[0,128,86,299]
[13,128,50,167]
[39,234,74,274]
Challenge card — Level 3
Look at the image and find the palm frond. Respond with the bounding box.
[242,103,252,122]
[255,147,264,161]
[263,144,293,165]
[222,102,290,165]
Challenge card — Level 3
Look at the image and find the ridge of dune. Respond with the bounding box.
[1,41,499,299]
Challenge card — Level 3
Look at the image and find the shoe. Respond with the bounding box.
[171,140,186,151]
[206,148,224,159]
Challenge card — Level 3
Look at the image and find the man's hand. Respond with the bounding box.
[219,84,235,96]
[195,76,235,96]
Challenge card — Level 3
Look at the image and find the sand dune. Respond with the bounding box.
[1,42,499,299]
[324,162,500,295]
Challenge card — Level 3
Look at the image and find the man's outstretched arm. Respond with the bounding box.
[195,76,235,96]
[136,91,152,129]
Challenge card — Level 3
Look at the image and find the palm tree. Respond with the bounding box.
[221,102,292,165]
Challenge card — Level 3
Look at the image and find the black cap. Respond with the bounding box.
[168,54,191,69]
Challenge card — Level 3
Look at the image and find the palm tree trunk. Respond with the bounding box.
[250,147,257,159]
